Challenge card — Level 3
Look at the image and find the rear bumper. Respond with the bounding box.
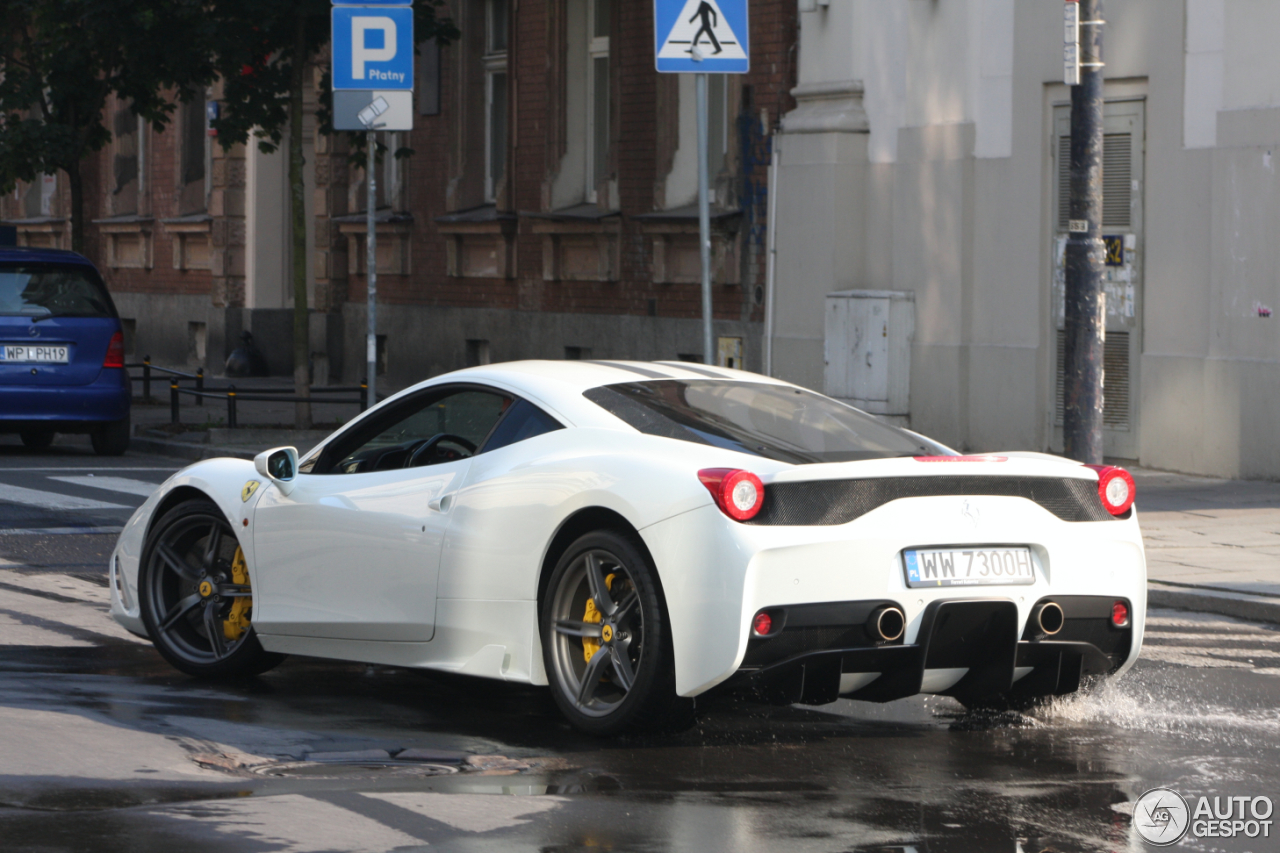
[0,369,130,427]
[728,596,1133,706]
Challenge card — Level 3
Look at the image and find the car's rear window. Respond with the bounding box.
[0,264,115,319]
[584,380,938,464]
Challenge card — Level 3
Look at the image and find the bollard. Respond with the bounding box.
[196,368,204,406]
[227,385,237,429]
[170,380,179,425]
[143,356,152,402]
[361,377,369,411]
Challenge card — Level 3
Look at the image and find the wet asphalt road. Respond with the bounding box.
[2,437,1280,853]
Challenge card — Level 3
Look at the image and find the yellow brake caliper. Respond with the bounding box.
[581,573,615,663]
[223,546,252,641]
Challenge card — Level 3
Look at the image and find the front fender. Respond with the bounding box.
[110,456,269,635]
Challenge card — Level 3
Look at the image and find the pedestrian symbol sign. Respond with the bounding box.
[655,0,749,74]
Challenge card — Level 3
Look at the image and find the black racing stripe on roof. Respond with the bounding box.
[587,361,673,379]
[652,361,732,378]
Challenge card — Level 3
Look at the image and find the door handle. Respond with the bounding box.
[428,492,455,512]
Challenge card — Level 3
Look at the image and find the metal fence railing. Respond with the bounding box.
[126,357,372,428]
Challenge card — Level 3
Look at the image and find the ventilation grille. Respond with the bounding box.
[1103,133,1132,228]
[1056,133,1132,230]
[748,476,1119,526]
[1055,329,1130,428]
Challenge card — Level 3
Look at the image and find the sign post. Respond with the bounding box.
[655,0,749,364]
[332,0,413,403]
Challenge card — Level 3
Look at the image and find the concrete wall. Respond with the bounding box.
[774,0,1280,478]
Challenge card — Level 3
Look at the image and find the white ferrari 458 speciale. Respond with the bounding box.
[109,360,1145,733]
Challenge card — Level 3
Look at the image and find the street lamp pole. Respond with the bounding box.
[1063,0,1105,463]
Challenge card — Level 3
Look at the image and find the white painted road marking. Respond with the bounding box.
[0,483,128,511]
[48,475,159,497]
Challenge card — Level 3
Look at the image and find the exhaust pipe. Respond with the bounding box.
[868,606,906,643]
[1036,601,1065,636]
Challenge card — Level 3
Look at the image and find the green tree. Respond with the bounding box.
[209,0,456,427]
[0,0,218,252]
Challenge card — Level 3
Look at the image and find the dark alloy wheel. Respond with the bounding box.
[542,530,694,735]
[139,499,284,678]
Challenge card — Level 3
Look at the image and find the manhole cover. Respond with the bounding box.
[254,761,459,779]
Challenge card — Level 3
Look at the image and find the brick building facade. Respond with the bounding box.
[1,0,796,391]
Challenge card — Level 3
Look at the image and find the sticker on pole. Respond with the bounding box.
[655,0,749,74]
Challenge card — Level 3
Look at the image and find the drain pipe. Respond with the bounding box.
[763,131,781,376]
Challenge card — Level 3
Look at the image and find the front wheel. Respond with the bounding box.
[138,499,285,678]
[541,530,694,735]
[92,415,130,456]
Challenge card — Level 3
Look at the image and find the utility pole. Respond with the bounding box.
[1062,0,1105,463]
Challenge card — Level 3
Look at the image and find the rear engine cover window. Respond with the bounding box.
[0,264,115,319]
[584,380,934,464]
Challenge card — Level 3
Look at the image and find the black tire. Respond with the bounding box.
[541,530,695,735]
[92,415,130,456]
[19,430,55,450]
[957,691,1055,714]
[138,498,285,678]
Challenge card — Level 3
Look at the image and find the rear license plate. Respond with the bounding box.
[904,547,1035,588]
[0,345,70,364]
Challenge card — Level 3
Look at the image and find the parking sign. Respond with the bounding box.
[332,5,414,91]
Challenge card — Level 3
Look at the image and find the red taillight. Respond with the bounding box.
[1111,600,1130,628]
[103,331,125,368]
[914,455,1008,462]
[698,468,765,521]
[1088,465,1136,515]
[752,612,773,636]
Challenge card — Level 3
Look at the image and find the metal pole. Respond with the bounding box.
[696,73,713,365]
[169,380,179,425]
[1063,0,1105,464]
[366,131,378,407]
[196,367,203,406]
[142,356,151,402]
[763,132,780,377]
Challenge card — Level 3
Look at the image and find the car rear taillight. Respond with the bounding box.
[1111,600,1130,628]
[698,468,765,521]
[103,331,125,368]
[1089,465,1136,515]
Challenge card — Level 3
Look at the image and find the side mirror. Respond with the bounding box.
[254,446,299,496]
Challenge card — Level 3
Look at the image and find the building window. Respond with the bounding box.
[111,103,143,216]
[586,0,610,201]
[178,94,210,215]
[484,0,509,202]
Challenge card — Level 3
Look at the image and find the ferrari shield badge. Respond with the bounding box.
[241,480,261,502]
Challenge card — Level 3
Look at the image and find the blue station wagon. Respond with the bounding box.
[0,247,131,455]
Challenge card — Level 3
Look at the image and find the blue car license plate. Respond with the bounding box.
[0,344,69,363]
[904,547,1035,588]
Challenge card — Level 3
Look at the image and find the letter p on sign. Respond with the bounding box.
[353,17,396,79]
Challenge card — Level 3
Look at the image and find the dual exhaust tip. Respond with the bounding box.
[864,601,1063,643]
[1036,601,1065,636]
[867,606,906,643]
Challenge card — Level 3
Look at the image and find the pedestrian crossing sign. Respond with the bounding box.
[655,0,749,73]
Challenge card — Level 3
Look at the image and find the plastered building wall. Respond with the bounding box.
[774,0,1280,479]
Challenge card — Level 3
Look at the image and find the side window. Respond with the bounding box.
[480,399,564,453]
[318,388,512,474]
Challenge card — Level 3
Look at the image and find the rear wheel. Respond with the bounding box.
[542,530,694,735]
[92,415,130,456]
[138,499,285,678]
[19,430,55,450]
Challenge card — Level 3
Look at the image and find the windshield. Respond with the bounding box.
[584,380,942,464]
[0,264,116,319]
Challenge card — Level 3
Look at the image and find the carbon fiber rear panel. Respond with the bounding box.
[748,476,1116,526]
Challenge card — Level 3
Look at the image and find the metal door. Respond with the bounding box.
[1050,99,1144,459]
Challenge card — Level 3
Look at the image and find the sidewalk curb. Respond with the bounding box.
[129,435,258,462]
[1148,582,1280,626]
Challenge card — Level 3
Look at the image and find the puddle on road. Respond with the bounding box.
[252,761,458,779]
